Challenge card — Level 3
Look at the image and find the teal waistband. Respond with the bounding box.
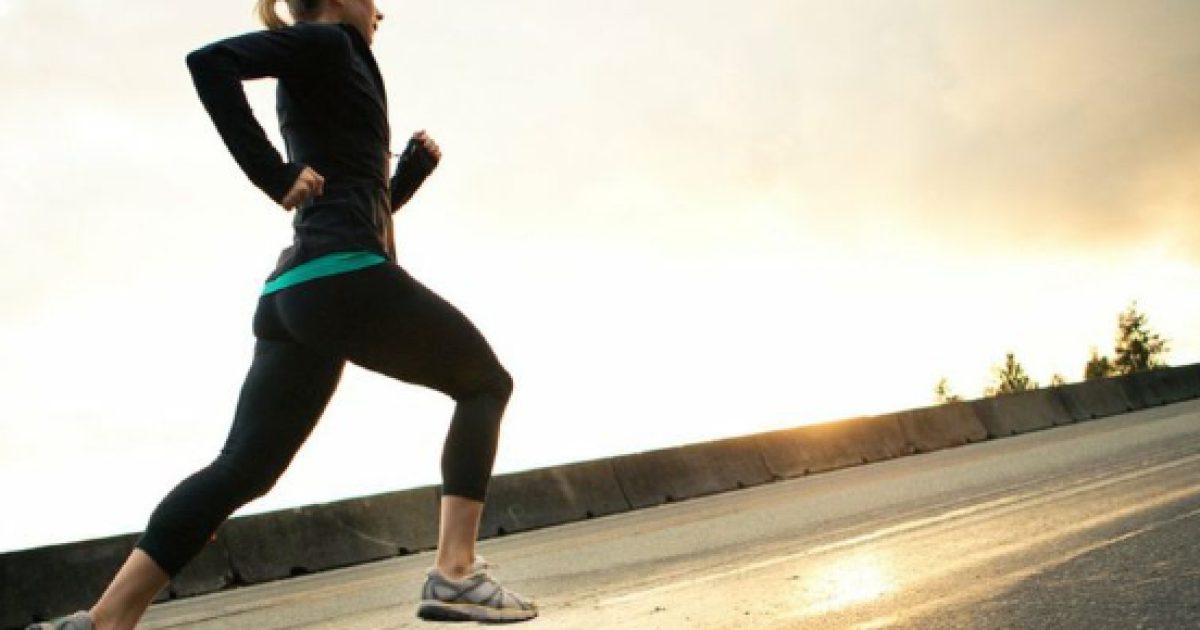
[261,251,387,296]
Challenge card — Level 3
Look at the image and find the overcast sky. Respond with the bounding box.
[2,0,1198,551]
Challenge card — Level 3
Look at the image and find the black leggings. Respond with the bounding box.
[135,263,512,577]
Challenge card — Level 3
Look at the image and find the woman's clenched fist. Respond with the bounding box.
[280,166,325,211]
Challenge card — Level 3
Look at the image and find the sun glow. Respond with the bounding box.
[792,553,896,617]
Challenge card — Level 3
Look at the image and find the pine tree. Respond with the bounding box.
[1112,302,1169,374]
[985,352,1038,396]
[1084,346,1114,380]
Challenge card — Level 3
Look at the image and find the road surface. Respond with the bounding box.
[139,400,1200,629]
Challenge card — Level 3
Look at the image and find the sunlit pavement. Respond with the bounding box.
[139,400,1200,629]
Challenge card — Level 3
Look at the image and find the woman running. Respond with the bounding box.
[29,0,537,627]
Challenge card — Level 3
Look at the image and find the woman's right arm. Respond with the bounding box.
[185,25,348,205]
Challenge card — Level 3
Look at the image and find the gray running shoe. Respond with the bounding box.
[25,611,92,630]
[417,556,538,623]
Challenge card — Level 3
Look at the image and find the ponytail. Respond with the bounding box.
[255,0,287,30]
[255,0,324,30]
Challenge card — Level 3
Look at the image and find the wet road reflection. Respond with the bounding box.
[791,552,896,618]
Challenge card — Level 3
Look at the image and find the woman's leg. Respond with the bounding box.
[89,326,345,629]
[435,495,486,579]
[87,550,167,630]
[277,264,514,579]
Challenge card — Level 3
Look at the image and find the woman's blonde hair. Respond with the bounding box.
[255,0,324,30]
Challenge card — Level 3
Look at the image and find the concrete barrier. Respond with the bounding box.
[1119,371,1165,408]
[1137,368,1179,403]
[1084,365,1200,413]
[0,534,140,629]
[1176,364,1200,399]
[754,415,912,479]
[970,388,1072,438]
[168,539,234,599]
[1155,368,1188,403]
[1159,366,1198,403]
[219,485,439,585]
[1050,383,1091,423]
[612,435,774,509]
[891,403,988,453]
[479,459,631,538]
[1053,379,1133,422]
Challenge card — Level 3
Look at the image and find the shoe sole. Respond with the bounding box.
[416,600,538,623]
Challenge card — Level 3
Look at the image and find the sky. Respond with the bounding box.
[1,0,1198,552]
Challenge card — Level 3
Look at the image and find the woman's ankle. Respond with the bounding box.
[434,551,477,580]
[87,608,121,630]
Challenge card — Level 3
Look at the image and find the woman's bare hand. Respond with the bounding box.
[280,166,325,210]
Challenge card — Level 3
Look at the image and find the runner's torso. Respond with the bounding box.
[187,22,436,283]
[274,22,395,277]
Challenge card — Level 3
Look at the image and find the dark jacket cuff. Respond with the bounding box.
[390,141,438,211]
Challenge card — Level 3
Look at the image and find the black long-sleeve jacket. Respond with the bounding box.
[185,21,437,279]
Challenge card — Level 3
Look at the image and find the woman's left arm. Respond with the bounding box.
[390,131,441,212]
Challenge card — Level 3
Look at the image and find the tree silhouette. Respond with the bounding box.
[1112,301,1169,374]
[1084,346,1115,380]
[985,352,1038,396]
[934,377,963,404]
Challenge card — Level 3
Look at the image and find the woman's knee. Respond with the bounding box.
[453,362,513,403]
[212,454,286,504]
[479,362,514,402]
[493,364,514,400]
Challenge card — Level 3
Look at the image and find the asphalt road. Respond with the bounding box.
[139,400,1200,629]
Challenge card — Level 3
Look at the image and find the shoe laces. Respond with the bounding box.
[467,556,536,608]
